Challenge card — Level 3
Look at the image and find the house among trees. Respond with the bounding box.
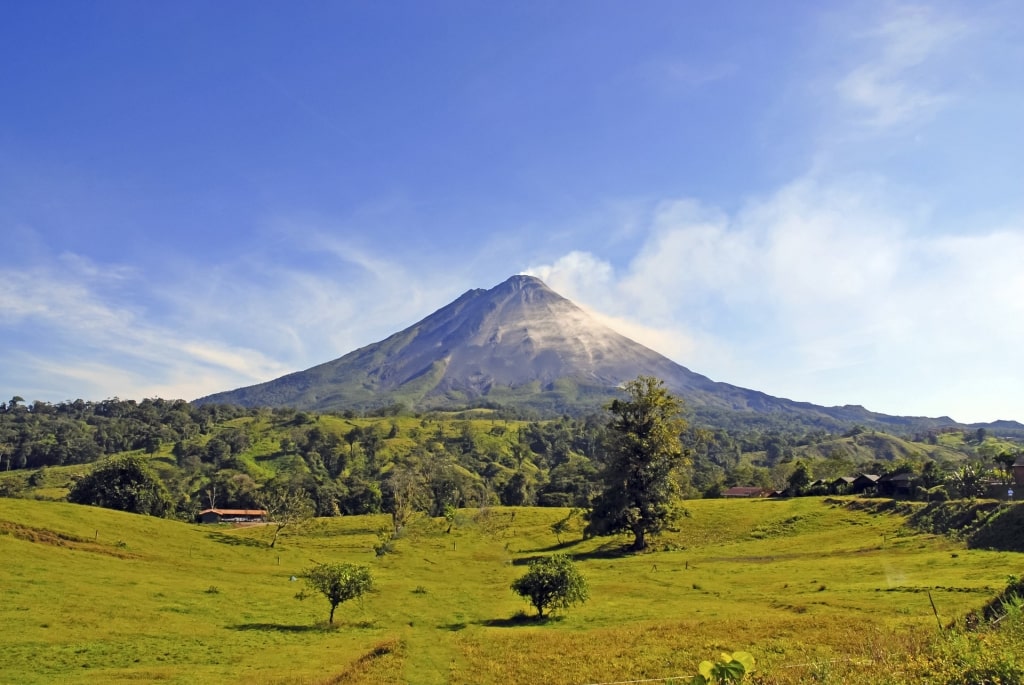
[722,486,769,498]
[850,474,881,494]
[829,476,856,494]
[876,472,915,498]
[198,508,267,524]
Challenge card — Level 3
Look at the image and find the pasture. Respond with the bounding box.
[1,497,1020,684]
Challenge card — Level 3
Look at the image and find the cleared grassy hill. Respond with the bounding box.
[793,431,967,463]
[2,497,1022,684]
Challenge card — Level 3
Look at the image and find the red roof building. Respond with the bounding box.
[197,508,267,524]
[722,486,768,498]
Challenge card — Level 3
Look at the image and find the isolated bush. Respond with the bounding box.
[302,562,373,624]
[511,553,588,617]
[0,477,26,498]
[28,467,48,487]
[374,526,398,556]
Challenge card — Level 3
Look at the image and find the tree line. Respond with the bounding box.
[1,388,1019,530]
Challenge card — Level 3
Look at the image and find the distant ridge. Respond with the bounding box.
[196,275,1020,432]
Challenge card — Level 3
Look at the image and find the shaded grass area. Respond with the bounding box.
[1,497,1022,684]
[839,497,1024,552]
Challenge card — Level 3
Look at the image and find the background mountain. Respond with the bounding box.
[195,275,1018,433]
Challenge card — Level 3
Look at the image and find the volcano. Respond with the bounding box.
[195,275,974,431]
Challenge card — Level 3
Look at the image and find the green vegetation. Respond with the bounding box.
[2,496,1024,683]
[2,383,1020,685]
[510,553,589,617]
[259,487,315,548]
[587,376,689,550]
[302,562,373,624]
[846,498,1024,553]
[693,651,755,684]
[67,454,172,516]
[1,393,1020,534]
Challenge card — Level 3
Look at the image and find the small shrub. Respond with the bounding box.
[374,527,396,557]
[302,562,373,624]
[511,554,589,618]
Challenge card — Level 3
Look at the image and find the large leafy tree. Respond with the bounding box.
[68,455,173,516]
[510,554,589,617]
[585,376,689,551]
[302,562,373,624]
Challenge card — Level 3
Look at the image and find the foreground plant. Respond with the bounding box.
[692,651,755,684]
[913,576,1024,684]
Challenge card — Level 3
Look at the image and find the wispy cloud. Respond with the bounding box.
[0,255,292,401]
[642,59,737,94]
[0,228,476,403]
[834,4,969,129]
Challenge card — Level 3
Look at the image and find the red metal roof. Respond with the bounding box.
[722,486,766,497]
[198,509,267,516]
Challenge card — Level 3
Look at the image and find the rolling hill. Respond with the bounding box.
[3,497,1023,684]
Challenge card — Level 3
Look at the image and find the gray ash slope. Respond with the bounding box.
[196,275,1010,432]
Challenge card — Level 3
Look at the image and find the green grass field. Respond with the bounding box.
[2,497,1021,684]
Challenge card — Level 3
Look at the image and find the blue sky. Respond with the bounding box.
[2,1,1022,423]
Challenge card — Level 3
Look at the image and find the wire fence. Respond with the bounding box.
[581,658,876,685]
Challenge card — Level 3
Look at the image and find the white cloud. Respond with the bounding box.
[526,177,1024,423]
[524,251,615,299]
[5,186,1020,423]
[834,4,969,129]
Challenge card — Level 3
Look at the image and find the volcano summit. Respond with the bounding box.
[196,275,973,431]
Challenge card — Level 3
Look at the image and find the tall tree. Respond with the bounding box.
[383,463,426,534]
[785,461,811,497]
[259,487,315,548]
[585,376,689,551]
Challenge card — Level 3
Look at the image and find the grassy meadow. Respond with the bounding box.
[2,496,1022,684]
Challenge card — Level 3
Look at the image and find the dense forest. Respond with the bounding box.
[0,395,1020,522]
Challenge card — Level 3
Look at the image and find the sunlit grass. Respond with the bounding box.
[1,497,1020,684]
